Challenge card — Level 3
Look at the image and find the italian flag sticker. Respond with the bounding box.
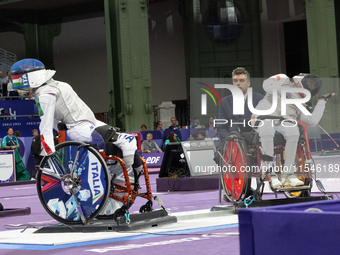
[12,74,29,88]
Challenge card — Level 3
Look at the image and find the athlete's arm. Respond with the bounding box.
[37,93,57,155]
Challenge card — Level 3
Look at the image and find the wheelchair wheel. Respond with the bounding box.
[36,141,110,224]
[220,132,251,202]
[284,144,312,198]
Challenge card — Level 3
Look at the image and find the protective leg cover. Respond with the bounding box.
[276,124,299,174]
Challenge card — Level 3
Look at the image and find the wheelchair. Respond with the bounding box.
[36,131,154,225]
[219,116,315,207]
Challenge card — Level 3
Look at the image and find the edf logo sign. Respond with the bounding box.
[146,156,161,164]
[142,154,164,167]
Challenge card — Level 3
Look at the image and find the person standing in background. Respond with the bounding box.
[30,129,43,179]
[2,127,30,181]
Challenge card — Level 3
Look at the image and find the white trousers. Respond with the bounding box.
[67,121,138,169]
[257,120,300,174]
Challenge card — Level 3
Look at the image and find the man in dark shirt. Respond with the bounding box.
[217,67,264,143]
[216,67,263,202]
[167,117,181,130]
[31,129,43,179]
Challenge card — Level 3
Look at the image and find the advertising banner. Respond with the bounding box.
[142,153,164,167]
[0,150,15,182]
[0,99,39,137]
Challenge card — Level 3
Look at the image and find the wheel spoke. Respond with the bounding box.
[69,149,81,176]
[49,155,67,175]
[70,188,87,225]
[39,169,62,180]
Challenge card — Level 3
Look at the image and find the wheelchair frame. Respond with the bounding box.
[219,120,331,211]
[101,153,154,218]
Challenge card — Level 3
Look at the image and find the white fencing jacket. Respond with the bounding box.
[253,74,326,126]
[34,80,96,155]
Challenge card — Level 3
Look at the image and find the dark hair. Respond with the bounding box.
[198,130,206,137]
[7,127,14,132]
[156,121,162,126]
[141,124,147,129]
[190,133,197,139]
[232,67,250,81]
[14,131,21,137]
[167,132,177,143]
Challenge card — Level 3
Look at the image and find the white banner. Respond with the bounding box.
[0,150,15,182]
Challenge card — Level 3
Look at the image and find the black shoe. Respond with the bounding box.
[222,194,231,202]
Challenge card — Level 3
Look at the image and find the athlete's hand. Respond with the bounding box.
[318,93,335,101]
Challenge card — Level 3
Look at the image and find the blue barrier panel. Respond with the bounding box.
[180,129,190,141]
[321,133,340,151]
[141,130,163,140]
[162,129,183,142]
[153,139,164,150]
[0,118,40,137]
[0,99,39,137]
[0,99,37,116]
[239,199,340,255]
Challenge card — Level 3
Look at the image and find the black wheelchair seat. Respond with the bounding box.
[242,132,259,146]
[237,117,286,147]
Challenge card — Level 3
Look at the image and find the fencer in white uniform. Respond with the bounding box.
[10,58,141,173]
[252,73,329,188]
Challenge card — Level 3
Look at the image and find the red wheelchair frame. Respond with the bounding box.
[103,154,153,214]
[219,121,314,204]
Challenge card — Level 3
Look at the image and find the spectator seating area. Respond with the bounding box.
[139,128,217,151]
[140,129,190,151]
